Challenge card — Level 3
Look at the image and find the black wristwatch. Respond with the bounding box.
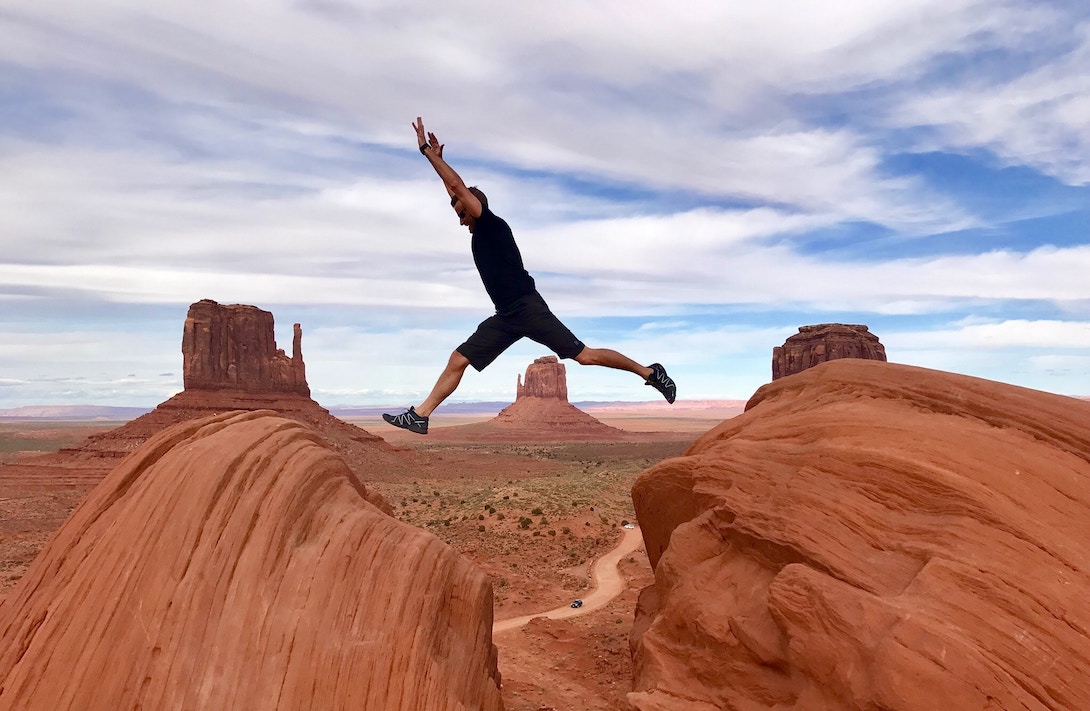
[419,143,431,155]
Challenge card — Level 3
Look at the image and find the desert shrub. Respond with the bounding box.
[478,514,485,521]
[562,527,571,535]
[531,507,543,515]
[478,525,485,532]
[548,530,556,537]
[496,513,505,520]
[519,517,532,529]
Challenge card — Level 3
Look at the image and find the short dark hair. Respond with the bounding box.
[451,187,489,210]
[467,186,488,209]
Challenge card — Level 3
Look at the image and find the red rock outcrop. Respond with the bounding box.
[0,410,503,711]
[4,299,416,486]
[629,359,1090,710]
[183,299,309,394]
[772,323,886,380]
[517,356,568,400]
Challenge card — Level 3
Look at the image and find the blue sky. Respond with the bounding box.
[1,0,1088,409]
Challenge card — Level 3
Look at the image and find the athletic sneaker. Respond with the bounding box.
[382,406,429,435]
[645,363,676,404]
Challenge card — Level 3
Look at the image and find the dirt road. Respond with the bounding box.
[492,525,643,634]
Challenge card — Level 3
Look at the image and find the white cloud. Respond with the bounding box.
[886,318,1090,350]
[1,1,1089,407]
[889,19,1090,184]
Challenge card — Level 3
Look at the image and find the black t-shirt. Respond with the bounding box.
[471,206,537,311]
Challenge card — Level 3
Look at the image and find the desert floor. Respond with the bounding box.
[0,406,738,710]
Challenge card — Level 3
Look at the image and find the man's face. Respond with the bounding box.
[451,198,476,233]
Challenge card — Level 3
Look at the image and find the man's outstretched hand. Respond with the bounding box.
[412,117,444,157]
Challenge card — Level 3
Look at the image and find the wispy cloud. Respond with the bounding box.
[1,1,1088,407]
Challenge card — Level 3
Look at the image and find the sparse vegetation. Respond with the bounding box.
[360,439,689,616]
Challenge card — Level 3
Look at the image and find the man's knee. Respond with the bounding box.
[448,350,472,372]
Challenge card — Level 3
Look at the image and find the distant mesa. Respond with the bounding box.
[72,299,391,466]
[630,359,1090,709]
[0,410,502,710]
[183,298,309,395]
[4,299,412,486]
[516,354,568,400]
[772,323,886,380]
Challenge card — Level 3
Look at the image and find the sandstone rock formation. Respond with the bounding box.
[5,299,410,485]
[183,298,309,394]
[630,359,1090,710]
[0,411,503,711]
[772,323,886,380]
[517,355,568,400]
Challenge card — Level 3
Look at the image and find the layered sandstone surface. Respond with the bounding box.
[772,323,886,380]
[0,411,502,711]
[630,359,1090,710]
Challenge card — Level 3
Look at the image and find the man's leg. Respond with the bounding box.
[573,346,652,379]
[514,293,677,403]
[382,350,471,435]
[416,350,471,417]
[573,347,676,404]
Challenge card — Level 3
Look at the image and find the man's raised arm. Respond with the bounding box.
[413,117,482,218]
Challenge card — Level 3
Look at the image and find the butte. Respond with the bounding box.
[772,322,887,380]
[0,299,424,494]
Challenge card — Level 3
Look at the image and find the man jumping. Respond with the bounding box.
[383,117,676,435]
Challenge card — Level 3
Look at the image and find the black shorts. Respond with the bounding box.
[457,292,585,371]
